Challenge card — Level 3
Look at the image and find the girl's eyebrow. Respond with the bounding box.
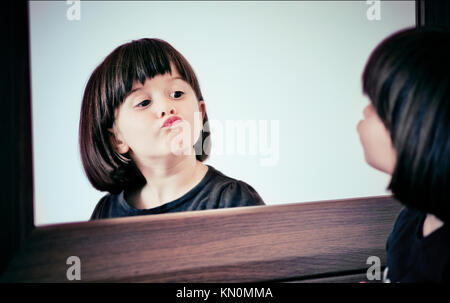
[123,87,143,102]
[169,76,187,84]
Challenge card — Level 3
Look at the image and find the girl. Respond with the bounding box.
[357,27,450,282]
[79,38,265,219]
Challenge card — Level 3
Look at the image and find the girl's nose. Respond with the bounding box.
[158,104,176,118]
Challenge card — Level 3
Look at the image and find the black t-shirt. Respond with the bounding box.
[90,165,265,220]
[385,207,450,283]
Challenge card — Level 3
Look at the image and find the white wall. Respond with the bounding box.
[29,1,416,226]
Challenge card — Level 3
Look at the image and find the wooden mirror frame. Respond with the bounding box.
[1,0,448,283]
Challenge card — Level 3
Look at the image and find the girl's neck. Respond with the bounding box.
[422,213,444,238]
[129,156,208,209]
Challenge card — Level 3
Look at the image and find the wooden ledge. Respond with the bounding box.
[1,196,402,282]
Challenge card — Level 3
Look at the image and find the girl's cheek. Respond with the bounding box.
[359,121,395,173]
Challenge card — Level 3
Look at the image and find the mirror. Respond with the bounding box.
[29,0,415,225]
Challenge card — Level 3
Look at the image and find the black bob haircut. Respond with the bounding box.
[79,38,211,194]
[362,27,450,222]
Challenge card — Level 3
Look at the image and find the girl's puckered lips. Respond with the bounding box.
[161,116,182,128]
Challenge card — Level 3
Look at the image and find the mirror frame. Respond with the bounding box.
[1,0,447,282]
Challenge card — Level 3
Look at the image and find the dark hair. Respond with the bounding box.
[362,27,450,222]
[79,38,211,194]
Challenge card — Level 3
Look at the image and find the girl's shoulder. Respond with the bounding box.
[89,192,120,220]
[391,207,423,231]
[206,165,265,207]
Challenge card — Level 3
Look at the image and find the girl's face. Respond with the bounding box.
[110,64,205,163]
[357,102,397,174]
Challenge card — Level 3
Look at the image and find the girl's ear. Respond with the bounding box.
[107,127,129,154]
[198,100,206,120]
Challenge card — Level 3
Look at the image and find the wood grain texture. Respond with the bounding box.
[1,196,402,282]
[287,272,369,283]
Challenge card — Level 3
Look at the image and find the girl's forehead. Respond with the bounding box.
[130,71,185,91]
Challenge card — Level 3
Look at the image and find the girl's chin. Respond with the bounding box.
[154,137,188,157]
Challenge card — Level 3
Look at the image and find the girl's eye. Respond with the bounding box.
[170,91,184,99]
[136,99,151,108]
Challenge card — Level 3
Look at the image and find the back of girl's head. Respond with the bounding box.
[79,38,210,194]
[362,27,450,221]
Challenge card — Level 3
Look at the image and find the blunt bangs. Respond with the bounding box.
[101,39,203,125]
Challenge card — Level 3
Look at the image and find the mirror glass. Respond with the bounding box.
[29,1,415,225]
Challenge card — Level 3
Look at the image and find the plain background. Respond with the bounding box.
[29,1,415,226]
